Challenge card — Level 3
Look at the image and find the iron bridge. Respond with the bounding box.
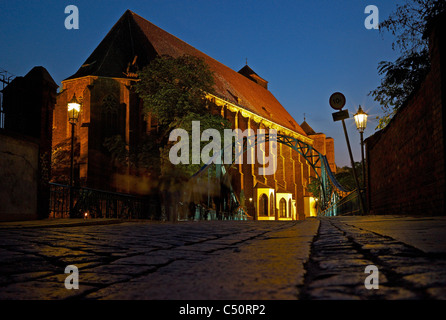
[192,131,353,216]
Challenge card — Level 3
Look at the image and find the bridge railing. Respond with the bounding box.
[320,189,363,216]
[49,183,246,221]
[49,183,160,220]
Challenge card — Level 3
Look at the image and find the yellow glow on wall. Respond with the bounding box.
[304,196,317,217]
[309,197,317,217]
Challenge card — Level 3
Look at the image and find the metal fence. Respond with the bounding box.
[320,189,364,216]
[49,183,247,221]
[49,183,160,220]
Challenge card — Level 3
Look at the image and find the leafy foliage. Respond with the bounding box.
[135,54,216,127]
[103,134,161,173]
[335,162,364,191]
[51,138,77,184]
[307,178,321,199]
[105,54,231,182]
[164,112,231,176]
[370,49,430,129]
[307,162,364,200]
[370,0,445,129]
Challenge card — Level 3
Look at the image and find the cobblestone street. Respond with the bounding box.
[0,216,445,300]
[302,218,446,300]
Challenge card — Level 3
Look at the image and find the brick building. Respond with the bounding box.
[52,10,336,220]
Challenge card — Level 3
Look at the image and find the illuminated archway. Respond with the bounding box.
[279,198,287,218]
[259,193,268,217]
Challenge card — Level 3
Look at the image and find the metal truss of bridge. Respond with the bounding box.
[192,131,352,217]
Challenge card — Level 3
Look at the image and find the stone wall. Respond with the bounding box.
[365,14,446,215]
[1,66,57,221]
[0,131,39,221]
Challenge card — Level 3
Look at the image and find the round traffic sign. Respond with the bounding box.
[329,92,346,110]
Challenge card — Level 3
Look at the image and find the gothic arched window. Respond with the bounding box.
[259,194,268,216]
[279,198,287,218]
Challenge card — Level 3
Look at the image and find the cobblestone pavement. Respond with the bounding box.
[0,216,445,300]
[300,217,446,300]
[0,220,317,300]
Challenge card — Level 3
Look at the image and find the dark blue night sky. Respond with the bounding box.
[0,0,402,167]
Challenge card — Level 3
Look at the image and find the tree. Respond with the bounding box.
[335,162,364,191]
[51,138,79,185]
[105,54,231,182]
[370,0,445,129]
[307,162,364,202]
[307,177,321,199]
[104,54,233,220]
[135,54,216,128]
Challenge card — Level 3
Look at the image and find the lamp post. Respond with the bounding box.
[330,92,365,215]
[68,93,80,217]
[354,105,368,214]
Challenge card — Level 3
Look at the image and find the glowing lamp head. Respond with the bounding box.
[354,105,368,133]
[68,94,81,123]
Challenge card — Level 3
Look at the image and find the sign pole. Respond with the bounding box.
[330,92,365,215]
[341,118,365,215]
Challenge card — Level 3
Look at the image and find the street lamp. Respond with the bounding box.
[68,93,80,186]
[354,105,368,133]
[354,105,368,214]
[68,93,80,217]
[68,94,81,124]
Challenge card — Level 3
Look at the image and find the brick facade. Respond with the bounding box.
[52,10,338,220]
[53,76,139,192]
[365,14,446,215]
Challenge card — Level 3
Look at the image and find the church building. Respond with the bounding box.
[52,10,336,220]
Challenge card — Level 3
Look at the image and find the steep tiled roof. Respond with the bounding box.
[66,10,306,136]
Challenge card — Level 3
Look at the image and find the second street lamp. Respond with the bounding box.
[68,93,80,217]
[354,105,368,214]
